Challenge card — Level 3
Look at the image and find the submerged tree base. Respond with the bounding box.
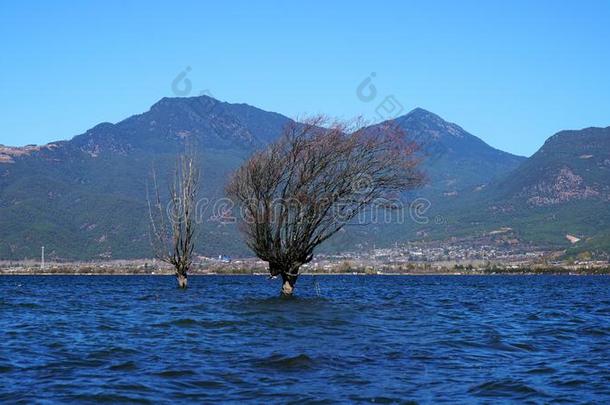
[177,274,188,289]
[281,273,297,296]
[281,281,293,295]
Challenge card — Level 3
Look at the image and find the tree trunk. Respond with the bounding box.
[177,273,188,289]
[281,272,298,296]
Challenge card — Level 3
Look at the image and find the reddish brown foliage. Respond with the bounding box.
[227,116,422,293]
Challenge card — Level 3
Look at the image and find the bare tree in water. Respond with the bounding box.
[148,154,199,288]
[227,116,423,295]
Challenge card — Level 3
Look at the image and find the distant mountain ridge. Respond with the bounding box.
[392,108,525,195]
[491,126,610,205]
[476,126,610,256]
[0,95,607,260]
[0,96,293,260]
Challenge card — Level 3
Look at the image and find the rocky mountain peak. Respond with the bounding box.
[395,108,468,140]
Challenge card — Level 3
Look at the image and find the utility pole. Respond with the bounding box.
[41,246,45,270]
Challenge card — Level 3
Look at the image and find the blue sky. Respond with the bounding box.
[1,0,609,156]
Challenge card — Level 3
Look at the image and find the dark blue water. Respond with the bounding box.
[1,276,609,403]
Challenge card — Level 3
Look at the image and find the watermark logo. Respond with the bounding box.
[356,73,405,121]
[352,173,374,194]
[375,95,404,121]
[409,197,432,225]
[356,72,378,102]
[164,194,437,227]
[171,66,193,96]
[168,66,218,120]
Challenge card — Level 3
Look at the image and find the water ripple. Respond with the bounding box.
[0,275,609,402]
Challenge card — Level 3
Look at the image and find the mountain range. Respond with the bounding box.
[0,96,608,260]
[470,126,610,256]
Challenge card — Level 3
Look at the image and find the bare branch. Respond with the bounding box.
[147,154,200,288]
[227,116,423,294]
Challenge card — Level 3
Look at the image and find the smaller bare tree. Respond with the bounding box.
[147,154,199,288]
[227,116,423,295]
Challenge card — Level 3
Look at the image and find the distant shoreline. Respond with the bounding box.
[2,259,609,276]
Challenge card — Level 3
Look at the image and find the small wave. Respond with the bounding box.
[87,347,139,361]
[71,393,151,403]
[137,294,160,301]
[171,318,198,327]
[436,339,486,350]
[469,379,544,398]
[113,383,153,392]
[155,369,197,378]
[9,302,42,309]
[236,296,331,310]
[199,319,243,328]
[154,318,198,328]
[0,365,13,374]
[154,318,241,329]
[385,351,404,360]
[526,366,556,375]
[329,373,371,386]
[47,341,64,350]
[348,395,412,404]
[109,361,138,371]
[511,342,536,352]
[253,353,316,370]
[186,380,225,389]
[487,341,536,353]
[554,379,588,387]
[579,326,608,337]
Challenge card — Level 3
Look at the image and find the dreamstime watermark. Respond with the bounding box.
[356,72,405,121]
[162,173,443,226]
[163,194,438,227]
[170,66,218,117]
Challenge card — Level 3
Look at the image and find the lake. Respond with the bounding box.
[1,275,609,403]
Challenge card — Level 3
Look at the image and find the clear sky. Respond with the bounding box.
[1,0,609,156]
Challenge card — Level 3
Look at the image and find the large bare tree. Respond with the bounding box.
[148,154,200,288]
[227,117,423,295]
